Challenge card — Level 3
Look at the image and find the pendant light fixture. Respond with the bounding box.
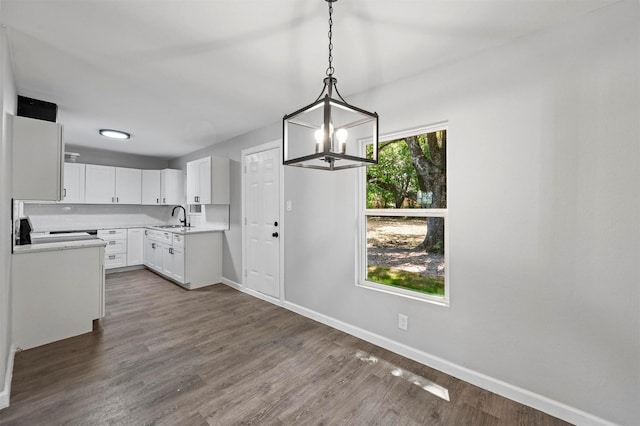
[283,0,378,170]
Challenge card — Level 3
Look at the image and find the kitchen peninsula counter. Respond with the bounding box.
[13,238,106,254]
[12,241,106,350]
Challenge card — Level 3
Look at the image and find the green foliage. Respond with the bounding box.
[366,139,419,208]
[367,266,444,296]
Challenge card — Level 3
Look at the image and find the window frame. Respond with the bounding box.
[357,123,449,306]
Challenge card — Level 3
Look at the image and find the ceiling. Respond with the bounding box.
[1,0,617,159]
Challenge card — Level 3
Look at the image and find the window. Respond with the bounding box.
[359,124,448,304]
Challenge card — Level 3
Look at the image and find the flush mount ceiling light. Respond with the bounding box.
[99,129,130,140]
[283,0,378,171]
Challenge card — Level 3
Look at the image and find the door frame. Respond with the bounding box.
[241,140,285,305]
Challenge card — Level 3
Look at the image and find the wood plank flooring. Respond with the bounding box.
[0,269,571,425]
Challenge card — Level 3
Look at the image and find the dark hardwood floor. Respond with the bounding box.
[0,269,570,425]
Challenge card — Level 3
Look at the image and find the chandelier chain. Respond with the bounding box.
[326,1,334,77]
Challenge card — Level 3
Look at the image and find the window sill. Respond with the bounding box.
[357,280,449,307]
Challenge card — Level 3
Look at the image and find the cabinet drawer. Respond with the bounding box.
[104,239,126,254]
[172,233,184,248]
[105,253,126,269]
[98,229,127,239]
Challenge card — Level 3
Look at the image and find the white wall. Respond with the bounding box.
[65,144,169,169]
[0,26,17,405]
[174,3,639,424]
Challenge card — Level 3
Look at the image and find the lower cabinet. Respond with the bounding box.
[127,228,144,266]
[144,229,221,289]
[99,228,145,270]
[99,228,127,269]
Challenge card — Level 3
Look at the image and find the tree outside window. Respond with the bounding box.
[362,126,447,301]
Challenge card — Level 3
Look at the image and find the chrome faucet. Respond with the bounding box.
[171,205,189,227]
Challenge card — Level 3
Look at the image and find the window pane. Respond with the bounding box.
[366,130,446,209]
[366,216,445,296]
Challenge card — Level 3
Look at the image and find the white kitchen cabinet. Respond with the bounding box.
[11,115,64,201]
[85,165,141,204]
[141,170,161,205]
[85,164,116,203]
[99,228,127,269]
[62,162,85,203]
[127,228,144,266]
[115,167,142,204]
[143,228,221,289]
[11,244,105,350]
[144,231,160,270]
[186,156,229,205]
[161,169,185,205]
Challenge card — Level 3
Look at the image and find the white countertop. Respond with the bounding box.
[13,239,107,254]
[145,225,227,235]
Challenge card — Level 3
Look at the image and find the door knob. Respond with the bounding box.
[272,232,279,238]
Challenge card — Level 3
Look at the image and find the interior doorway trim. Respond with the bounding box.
[240,140,285,305]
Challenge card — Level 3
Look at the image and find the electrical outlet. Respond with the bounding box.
[398,314,408,331]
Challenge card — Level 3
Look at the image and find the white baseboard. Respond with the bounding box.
[220,277,243,291]
[220,277,283,306]
[0,345,16,410]
[221,277,615,426]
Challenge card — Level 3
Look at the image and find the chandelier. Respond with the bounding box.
[283,0,379,171]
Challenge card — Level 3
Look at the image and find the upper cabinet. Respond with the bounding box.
[62,162,85,203]
[161,169,185,205]
[142,169,184,205]
[85,165,115,203]
[186,156,229,205]
[141,170,161,205]
[115,167,142,204]
[11,115,64,201]
[85,165,141,204]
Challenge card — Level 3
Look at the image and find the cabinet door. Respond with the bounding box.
[11,115,64,201]
[172,246,185,283]
[186,160,201,204]
[198,157,212,204]
[141,170,161,205]
[145,238,160,271]
[115,167,142,204]
[85,165,115,203]
[143,232,151,267]
[127,228,144,266]
[62,163,85,203]
[161,243,173,277]
[161,169,185,205]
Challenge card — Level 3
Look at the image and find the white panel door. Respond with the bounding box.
[244,148,280,298]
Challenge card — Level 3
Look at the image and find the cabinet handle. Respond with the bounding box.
[109,241,116,245]
[163,198,166,204]
[116,197,119,203]
[112,197,115,203]
[156,198,159,204]
[64,188,67,198]
[108,255,116,260]
[144,230,148,236]
[109,230,116,234]
[152,243,156,249]
[169,248,174,254]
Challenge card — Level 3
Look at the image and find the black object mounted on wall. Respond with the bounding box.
[17,95,58,122]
